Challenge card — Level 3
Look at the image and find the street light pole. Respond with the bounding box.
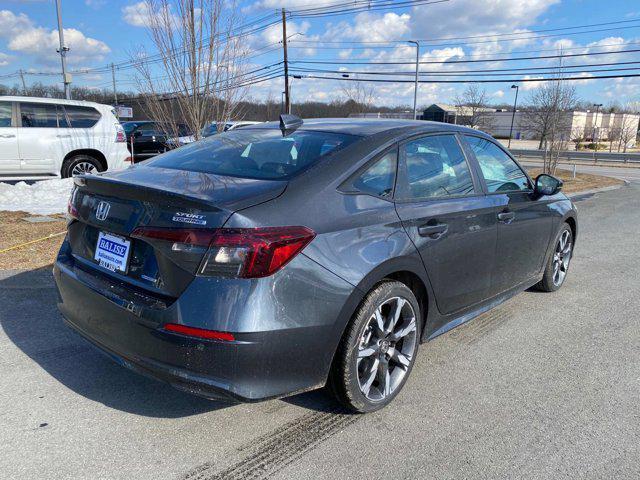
[407,41,420,120]
[55,0,71,99]
[508,84,519,149]
[592,103,603,162]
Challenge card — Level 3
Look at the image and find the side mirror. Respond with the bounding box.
[535,174,563,196]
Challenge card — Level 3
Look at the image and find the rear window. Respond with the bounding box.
[148,129,360,180]
[63,105,101,128]
[20,102,62,128]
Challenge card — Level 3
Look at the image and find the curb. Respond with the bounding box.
[567,182,628,199]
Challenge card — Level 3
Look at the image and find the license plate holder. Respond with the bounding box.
[94,231,131,273]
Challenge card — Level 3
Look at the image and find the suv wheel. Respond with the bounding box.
[330,281,421,413]
[535,223,573,292]
[62,155,103,178]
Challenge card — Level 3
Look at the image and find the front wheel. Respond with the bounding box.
[535,223,573,292]
[61,155,103,178]
[329,281,421,413]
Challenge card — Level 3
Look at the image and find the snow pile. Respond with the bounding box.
[0,178,74,215]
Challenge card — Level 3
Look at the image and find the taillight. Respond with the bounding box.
[131,226,315,278]
[115,124,126,142]
[67,186,79,220]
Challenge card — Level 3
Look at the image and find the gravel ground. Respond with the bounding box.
[0,184,638,480]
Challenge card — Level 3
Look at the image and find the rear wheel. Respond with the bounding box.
[535,223,573,292]
[61,155,103,178]
[329,281,421,413]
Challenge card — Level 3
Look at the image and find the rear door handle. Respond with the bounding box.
[418,223,448,238]
[0,134,16,138]
[56,134,71,138]
[497,211,515,223]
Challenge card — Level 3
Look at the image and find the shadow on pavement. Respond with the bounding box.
[0,267,230,418]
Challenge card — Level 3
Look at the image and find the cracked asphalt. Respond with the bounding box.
[0,183,638,480]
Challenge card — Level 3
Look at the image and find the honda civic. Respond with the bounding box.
[54,116,577,412]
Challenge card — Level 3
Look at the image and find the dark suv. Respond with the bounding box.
[54,117,577,412]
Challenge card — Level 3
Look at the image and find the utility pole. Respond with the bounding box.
[55,0,71,99]
[592,103,603,163]
[281,8,290,114]
[111,63,118,106]
[19,69,27,94]
[407,41,420,120]
[508,84,519,149]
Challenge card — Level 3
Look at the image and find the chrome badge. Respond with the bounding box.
[95,201,111,221]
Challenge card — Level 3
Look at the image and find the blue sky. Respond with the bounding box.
[1,0,639,108]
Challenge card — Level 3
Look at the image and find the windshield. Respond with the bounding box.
[148,129,360,180]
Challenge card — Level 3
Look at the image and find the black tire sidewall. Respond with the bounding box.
[540,223,573,292]
[62,155,102,178]
[338,281,421,413]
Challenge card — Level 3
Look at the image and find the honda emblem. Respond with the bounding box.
[95,201,111,221]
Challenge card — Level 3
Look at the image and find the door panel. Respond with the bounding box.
[18,102,64,174]
[0,101,19,173]
[464,135,552,293]
[395,134,497,317]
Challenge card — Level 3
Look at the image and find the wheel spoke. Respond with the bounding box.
[361,358,379,395]
[378,361,391,397]
[390,318,416,341]
[391,350,411,369]
[387,298,405,334]
[374,308,385,335]
[358,346,377,358]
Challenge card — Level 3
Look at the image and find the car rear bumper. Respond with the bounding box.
[53,247,355,402]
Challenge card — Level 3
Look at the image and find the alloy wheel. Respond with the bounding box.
[552,229,572,287]
[356,296,418,402]
[71,161,98,176]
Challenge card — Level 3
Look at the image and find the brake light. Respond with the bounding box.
[131,226,315,278]
[163,323,235,341]
[67,187,79,220]
[115,124,126,142]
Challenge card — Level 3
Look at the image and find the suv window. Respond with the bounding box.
[20,102,61,128]
[352,150,397,198]
[400,135,475,199]
[64,105,101,128]
[150,129,359,180]
[465,136,530,193]
[0,102,11,127]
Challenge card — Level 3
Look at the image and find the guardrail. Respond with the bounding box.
[510,149,640,164]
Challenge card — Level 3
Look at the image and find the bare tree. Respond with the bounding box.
[134,0,247,140]
[617,107,640,153]
[340,79,375,115]
[453,84,495,131]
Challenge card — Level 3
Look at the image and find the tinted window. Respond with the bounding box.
[0,102,11,127]
[401,135,475,199]
[64,105,101,128]
[352,150,396,198]
[20,102,60,128]
[149,129,359,180]
[465,136,530,193]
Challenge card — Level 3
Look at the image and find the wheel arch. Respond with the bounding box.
[62,149,108,174]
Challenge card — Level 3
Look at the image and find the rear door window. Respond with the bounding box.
[20,102,61,128]
[63,105,101,128]
[0,102,11,127]
[149,129,360,180]
[398,135,475,200]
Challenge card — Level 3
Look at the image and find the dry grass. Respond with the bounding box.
[0,211,66,270]
[0,169,623,270]
[526,167,623,194]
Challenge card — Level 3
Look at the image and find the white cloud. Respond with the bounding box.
[324,12,411,43]
[85,0,106,8]
[0,52,10,66]
[410,0,559,38]
[122,2,152,27]
[493,89,505,98]
[0,10,110,65]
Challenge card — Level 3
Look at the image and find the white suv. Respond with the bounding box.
[0,96,129,178]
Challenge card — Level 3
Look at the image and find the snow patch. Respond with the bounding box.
[0,178,73,215]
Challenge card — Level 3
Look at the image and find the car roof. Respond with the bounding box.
[0,95,109,108]
[247,117,485,137]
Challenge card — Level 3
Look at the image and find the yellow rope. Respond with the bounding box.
[0,231,67,254]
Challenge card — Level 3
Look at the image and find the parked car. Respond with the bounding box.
[0,96,129,178]
[122,121,193,162]
[201,120,261,137]
[54,116,577,412]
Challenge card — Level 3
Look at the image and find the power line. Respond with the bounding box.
[298,73,640,83]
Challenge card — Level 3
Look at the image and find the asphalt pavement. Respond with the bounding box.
[1,184,639,479]
[519,157,640,183]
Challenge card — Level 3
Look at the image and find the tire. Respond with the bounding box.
[61,154,103,178]
[329,281,421,413]
[535,223,573,292]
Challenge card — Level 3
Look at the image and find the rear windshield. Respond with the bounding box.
[148,129,360,180]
